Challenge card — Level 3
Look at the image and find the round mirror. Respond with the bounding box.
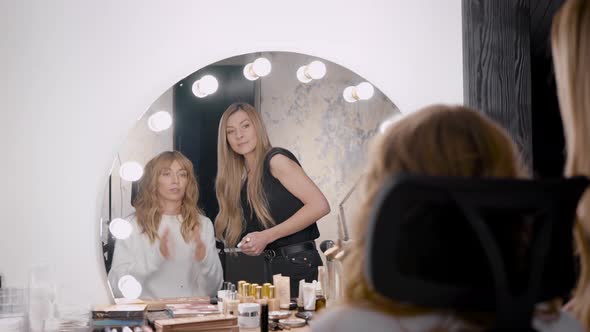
[99,51,400,300]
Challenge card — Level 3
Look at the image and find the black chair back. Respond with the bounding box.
[364,175,588,331]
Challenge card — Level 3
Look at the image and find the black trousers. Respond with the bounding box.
[264,248,323,297]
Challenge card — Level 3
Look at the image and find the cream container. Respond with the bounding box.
[237,303,260,328]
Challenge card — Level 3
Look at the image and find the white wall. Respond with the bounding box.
[0,0,463,307]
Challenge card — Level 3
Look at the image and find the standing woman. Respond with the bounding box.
[551,0,590,328]
[215,102,330,295]
[108,151,223,299]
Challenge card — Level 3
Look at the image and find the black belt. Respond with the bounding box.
[263,241,316,259]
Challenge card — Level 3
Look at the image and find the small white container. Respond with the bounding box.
[217,290,227,313]
[237,303,260,329]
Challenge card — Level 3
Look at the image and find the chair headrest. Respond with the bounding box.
[364,174,588,330]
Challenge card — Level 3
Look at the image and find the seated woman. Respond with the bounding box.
[311,105,584,331]
[108,151,223,299]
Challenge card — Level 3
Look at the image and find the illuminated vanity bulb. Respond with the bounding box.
[109,218,132,240]
[199,75,219,95]
[118,275,142,300]
[342,86,358,103]
[252,57,272,77]
[297,60,327,83]
[243,57,272,81]
[243,63,258,81]
[296,66,313,83]
[192,75,219,97]
[343,82,375,103]
[191,80,208,97]
[307,61,326,80]
[148,111,172,132]
[356,82,375,100]
[119,161,143,181]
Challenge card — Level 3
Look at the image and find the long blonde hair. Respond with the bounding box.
[214,102,274,248]
[133,151,203,243]
[551,0,590,328]
[344,105,526,326]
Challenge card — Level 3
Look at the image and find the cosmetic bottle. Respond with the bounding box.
[315,286,326,312]
[268,286,280,312]
[255,286,264,304]
[224,284,239,316]
[260,300,269,332]
[262,283,272,299]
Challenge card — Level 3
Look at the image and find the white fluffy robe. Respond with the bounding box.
[108,214,223,299]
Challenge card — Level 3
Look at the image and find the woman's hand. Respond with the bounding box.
[238,231,272,256]
[159,227,173,259]
[192,226,206,262]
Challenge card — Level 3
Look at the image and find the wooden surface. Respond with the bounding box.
[241,310,310,332]
[241,326,309,332]
[462,0,533,167]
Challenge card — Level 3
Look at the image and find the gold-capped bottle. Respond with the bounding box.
[268,286,280,311]
[255,286,264,304]
[250,283,259,297]
[241,283,254,303]
[262,283,272,299]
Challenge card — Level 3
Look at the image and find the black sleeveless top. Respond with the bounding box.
[240,147,320,250]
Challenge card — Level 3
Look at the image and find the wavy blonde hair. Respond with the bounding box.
[551,0,590,328]
[343,105,526,327]
[133,151,203,244]
[214,102,274,248]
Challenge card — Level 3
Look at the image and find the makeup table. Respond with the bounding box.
[241,326,310,332]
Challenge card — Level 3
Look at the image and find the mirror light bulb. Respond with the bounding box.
[192,75,219,97]
[198,75,219,95]
[243,63,258,81]
[119,161,143,182]
[252,57,272,77]
[109,218,132,239]
[343,86,357,103]
[296,66,313,83]
[191,80,208,98]
[307,61,326,80]
[148,111,172,132]
[118,275,142,299]
[356,82,374,100]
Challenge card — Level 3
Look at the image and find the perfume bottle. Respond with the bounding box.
[224,284,239,316]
